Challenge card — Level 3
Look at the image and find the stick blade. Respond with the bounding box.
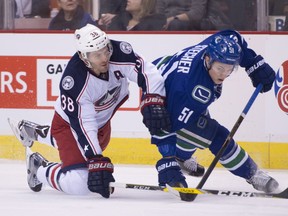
[274,188,288,199]
[166,184,199,202]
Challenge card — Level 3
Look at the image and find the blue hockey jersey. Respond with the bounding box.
[153,30,257,132]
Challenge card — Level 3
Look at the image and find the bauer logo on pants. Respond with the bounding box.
[274,60,288,114]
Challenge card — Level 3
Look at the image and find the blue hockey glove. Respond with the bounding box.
[156,157,187,188]
[246,55,276,93]
[87,155,115,198]
[140,94,171,135]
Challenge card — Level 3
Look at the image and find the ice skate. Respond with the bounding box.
[8,118,50,147]
[176,157,205,177]
[247,169,279,193]
[26,148,48,192]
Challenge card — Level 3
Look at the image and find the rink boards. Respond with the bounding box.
[1,136,288,169]
[0,32,288,169]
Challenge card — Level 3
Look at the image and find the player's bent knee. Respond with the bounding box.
[59,169,90,195]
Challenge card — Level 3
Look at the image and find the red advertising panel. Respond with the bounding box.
[0,56,37,108]
[0,56,140,110]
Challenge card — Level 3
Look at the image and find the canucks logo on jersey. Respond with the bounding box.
[192,85,211,104]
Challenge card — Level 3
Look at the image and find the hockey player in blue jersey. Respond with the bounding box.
[141,30,279,193]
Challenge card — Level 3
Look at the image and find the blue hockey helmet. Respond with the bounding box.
[206,35,241,65]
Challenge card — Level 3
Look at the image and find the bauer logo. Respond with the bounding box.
[274,60,288,114]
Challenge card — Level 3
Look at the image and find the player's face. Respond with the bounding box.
[209,61,234,84]
[87,47,111,75]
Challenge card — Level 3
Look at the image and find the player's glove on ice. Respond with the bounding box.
[141,94,171,135]
[156,157,188,188]
[246,55,276,93]
[87,155,115,198]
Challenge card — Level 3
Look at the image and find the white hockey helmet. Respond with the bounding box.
[74,24,111,59]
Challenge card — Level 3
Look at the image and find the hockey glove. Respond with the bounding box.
[140,94,171,135]
[87,155,115,198]
[156,157,188,188]
[246,55,276,93]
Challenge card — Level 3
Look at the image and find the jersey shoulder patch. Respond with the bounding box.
[110,40,136,63]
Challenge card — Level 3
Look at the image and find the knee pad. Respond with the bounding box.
[58,169,90,195]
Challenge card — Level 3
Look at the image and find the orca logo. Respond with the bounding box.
[274,60,288,114]
[192,85,211,104]
[197,116,207,129]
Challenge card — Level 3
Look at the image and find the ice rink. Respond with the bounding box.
[1,159,287,216]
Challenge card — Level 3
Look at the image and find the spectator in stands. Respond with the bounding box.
[200,0,234,30]
[48,0,96,30]
[108,0,166,31]
[155,0,207,31]
[97,0,127,29]
[15,0,50,18]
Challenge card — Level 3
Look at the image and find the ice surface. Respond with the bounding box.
[1,160,287,216]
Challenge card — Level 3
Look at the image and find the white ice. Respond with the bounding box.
[1,160,287,216]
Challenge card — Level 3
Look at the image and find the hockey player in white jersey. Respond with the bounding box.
[148,30,279,194]
[9,23,178,198]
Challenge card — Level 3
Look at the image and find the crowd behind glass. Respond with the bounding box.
[0,0,288,31]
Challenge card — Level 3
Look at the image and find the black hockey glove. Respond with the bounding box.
[87,155,115,198]
[246,55,276,93]
[156,157,187,188]
[140,94,171,135]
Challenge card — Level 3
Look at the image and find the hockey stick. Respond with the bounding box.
[189,83,263,201]
[110,182,288,199]
[110,182,204,194]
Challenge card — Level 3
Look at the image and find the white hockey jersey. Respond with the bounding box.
[54,40,165,159]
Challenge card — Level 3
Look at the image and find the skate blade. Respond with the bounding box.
[8,118,33,147]
[7,118,22,142]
